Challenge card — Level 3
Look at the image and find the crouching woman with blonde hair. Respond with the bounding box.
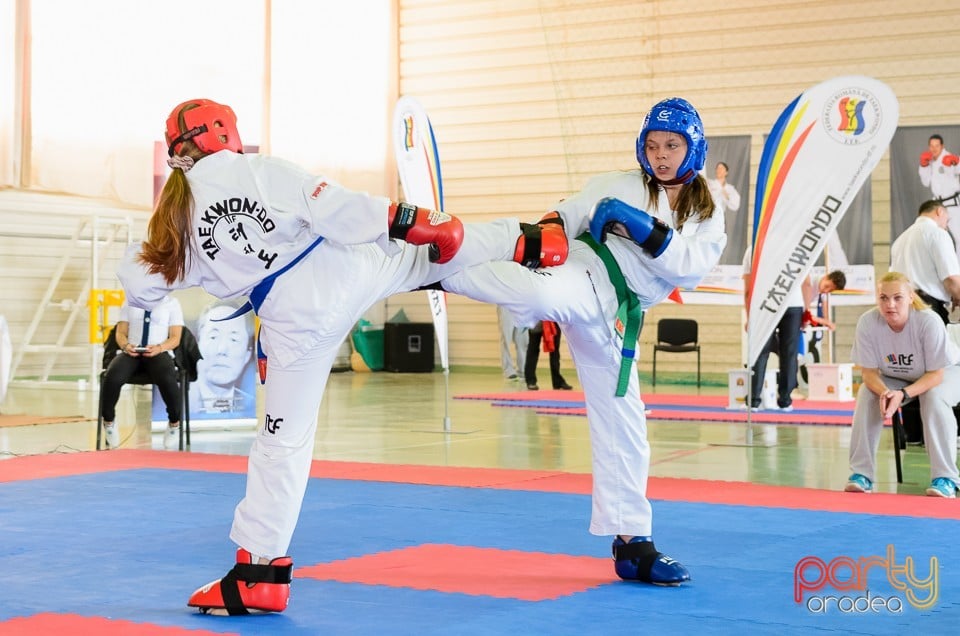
[846,271,960,497]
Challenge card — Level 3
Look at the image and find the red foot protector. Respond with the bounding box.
[188,549,293,615]
[299,543,612,601]
[514,212,568,268]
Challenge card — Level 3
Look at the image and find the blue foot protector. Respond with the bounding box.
[612,535,691,586]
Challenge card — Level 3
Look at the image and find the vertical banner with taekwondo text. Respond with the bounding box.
[746,76,899,366]
[392,96,450,371]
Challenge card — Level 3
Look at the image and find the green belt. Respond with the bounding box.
[576,232,643,397]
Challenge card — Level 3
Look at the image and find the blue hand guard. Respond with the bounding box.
[588,197,673,257]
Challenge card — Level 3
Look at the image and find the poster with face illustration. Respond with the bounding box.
[151,291,258,425]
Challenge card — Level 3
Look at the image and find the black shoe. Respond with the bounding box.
[555,382,573,390]
[527,383,539,391]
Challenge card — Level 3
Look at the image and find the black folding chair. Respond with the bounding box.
[652,318,701,387]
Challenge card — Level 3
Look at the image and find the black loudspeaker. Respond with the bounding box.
[383,322,435,373]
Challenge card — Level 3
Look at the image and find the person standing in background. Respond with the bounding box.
[918,134,960,260]
[743,247,802,411]
[524,320,573,391]
[890,199,960,325]
[497,304,528,380]
[706,161,741,214]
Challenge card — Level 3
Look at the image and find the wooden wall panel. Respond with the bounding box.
[395,0,960,375]
[4,1,959,381]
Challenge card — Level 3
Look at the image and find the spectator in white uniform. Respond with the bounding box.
[918,134,960,259]
[890,199,960,324]
[706,161,741,214]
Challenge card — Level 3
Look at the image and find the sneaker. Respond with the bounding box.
[103,421,120,449]
[738,403,763,411]
[925,477,958,498]
[164,425,181,450]
[527,383,539,391]
[844,473,873,493]
[555,382,574,390]
[779,404,794,413]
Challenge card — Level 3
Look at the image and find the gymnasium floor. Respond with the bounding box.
[1,369,957,634]
[0,368,926,495]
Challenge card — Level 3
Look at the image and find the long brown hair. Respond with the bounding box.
[139,106,208,285]
[644,172,716,230]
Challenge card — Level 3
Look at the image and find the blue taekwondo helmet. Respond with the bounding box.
[636,97,707,185]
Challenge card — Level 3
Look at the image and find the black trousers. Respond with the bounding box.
[750,307,803,408]
[101,352,181,423]
[916,289,950,325]
[525,325,566,388]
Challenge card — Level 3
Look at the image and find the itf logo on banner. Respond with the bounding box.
[794,545,938,613]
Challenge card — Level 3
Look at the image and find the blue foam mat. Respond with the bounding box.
[1,469,958,634]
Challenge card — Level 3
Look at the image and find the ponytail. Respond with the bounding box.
[139,169,193,285]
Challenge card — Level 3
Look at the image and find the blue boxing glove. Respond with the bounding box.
[588,197,673,257]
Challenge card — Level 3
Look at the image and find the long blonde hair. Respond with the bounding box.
[139,105,210,285]
[879,271,929,311]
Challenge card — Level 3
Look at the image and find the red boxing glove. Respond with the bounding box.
[801,310,814,328]
[920,151,933,167]
[388,202,464,264]
[943,154,960,167]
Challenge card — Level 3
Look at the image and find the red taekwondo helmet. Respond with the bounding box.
[165,98,243,157]
[636,97,707,185]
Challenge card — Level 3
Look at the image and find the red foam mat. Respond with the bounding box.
[1,450,957,520]
[299,544,612,601]
[0,613,229,635]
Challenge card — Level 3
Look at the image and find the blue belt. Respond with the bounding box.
[217,236,325,383]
